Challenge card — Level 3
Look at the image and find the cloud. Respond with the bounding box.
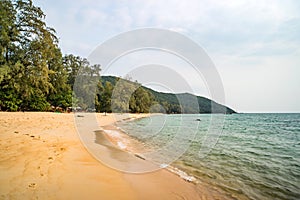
[35,0,300,56]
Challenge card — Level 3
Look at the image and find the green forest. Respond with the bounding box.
[0,0,235,114]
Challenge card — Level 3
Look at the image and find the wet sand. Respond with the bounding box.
[0,112,203,200]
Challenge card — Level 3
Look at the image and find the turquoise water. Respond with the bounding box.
[118,113,300,200]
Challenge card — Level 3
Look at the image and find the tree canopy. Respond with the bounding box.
[0,0,68,111]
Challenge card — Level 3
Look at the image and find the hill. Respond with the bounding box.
[101,76,236,114]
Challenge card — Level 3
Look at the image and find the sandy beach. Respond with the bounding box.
[0,112,204,200]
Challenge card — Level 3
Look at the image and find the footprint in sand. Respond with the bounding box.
[28,183,36,188]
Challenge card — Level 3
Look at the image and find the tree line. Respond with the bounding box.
[0,0,156,113]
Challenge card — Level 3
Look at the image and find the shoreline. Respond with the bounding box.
[0,112,204,199]
[101,113,235,200]
[101,117,198,182]
[94,113,205,199]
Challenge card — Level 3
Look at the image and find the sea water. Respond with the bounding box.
[118,113,300,200]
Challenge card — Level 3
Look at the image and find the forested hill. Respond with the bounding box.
[101,76,236,114]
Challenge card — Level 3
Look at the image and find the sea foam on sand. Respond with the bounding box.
[165,165,197,182]
[103,129,128,149]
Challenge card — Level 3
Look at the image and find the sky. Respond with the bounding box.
[34,0,300,113]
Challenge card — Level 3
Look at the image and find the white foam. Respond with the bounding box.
[105,130,120,137]
[160,163,168,168]
[117,141,126,149]
[167,166,196,182]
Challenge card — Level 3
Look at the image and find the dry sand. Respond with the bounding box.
[0,112,203,200]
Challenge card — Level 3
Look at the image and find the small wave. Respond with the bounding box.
[165,165,197,182]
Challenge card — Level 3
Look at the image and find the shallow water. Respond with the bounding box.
[118,113,300,200]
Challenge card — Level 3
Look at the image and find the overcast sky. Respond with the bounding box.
[34,0,300,113]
